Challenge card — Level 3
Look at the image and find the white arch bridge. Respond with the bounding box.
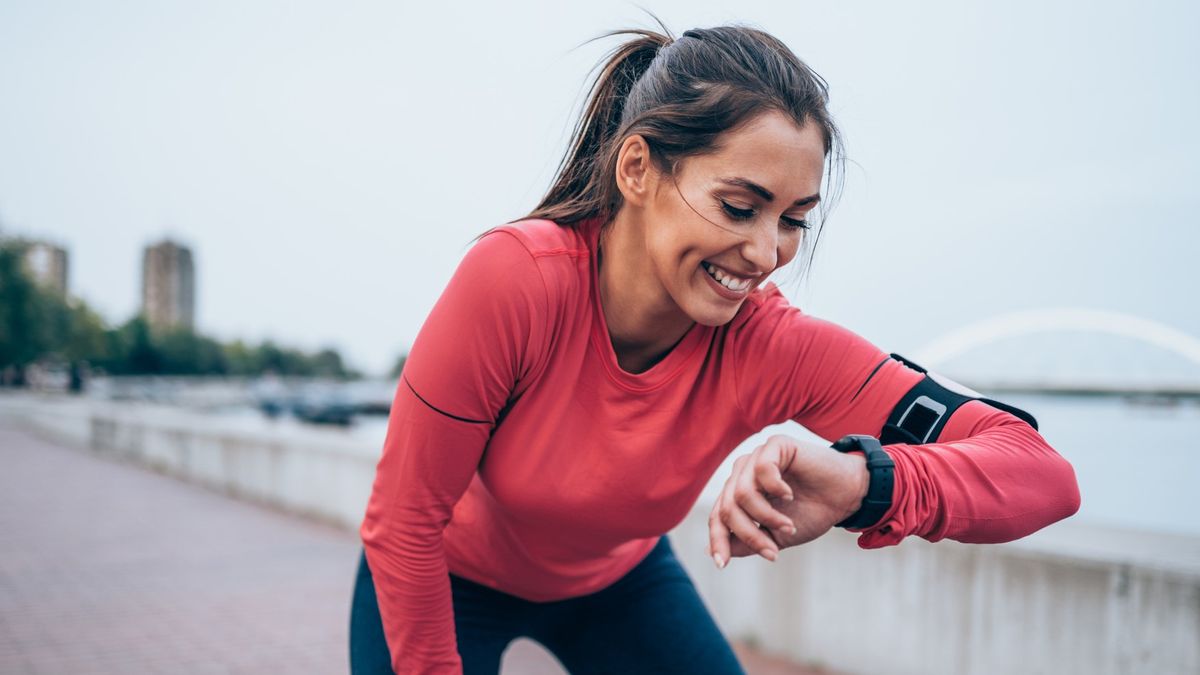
[906,307,1200,400]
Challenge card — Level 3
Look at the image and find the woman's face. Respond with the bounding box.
[641,110,827,326]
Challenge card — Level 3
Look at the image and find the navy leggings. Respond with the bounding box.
[349,534,746,674]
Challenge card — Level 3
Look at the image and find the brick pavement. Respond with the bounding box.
[0,423,834,674]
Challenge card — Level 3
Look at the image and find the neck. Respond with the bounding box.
[596,209,696,373]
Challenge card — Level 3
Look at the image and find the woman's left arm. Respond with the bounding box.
[839,398,1081,549]
[723,290,1081,557]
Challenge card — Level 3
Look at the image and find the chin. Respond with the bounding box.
[688,302,743,327]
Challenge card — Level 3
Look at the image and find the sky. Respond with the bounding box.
[1,0,1197,378]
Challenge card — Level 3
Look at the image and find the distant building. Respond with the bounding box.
[23,241,69,294]
[142,239,195,331]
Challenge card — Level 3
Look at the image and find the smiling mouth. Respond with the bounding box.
[701,261,754,292]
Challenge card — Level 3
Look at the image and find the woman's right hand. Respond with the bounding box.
[706,434,870,568]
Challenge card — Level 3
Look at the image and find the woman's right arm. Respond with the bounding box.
[359,228,549,675]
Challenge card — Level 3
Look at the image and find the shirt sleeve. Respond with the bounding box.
[359,228,549,674]
[733,286,1081,550]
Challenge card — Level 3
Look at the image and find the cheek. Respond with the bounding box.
[777,236,804,268]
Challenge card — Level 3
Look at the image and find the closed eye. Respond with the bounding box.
[720,200,755,220]
[720,200,810,231]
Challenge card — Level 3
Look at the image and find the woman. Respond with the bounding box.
[350,21,1081,675]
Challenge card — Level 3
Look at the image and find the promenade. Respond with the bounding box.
[0,422,823,674]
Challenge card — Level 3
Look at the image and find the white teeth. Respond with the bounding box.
[702,262,751,292]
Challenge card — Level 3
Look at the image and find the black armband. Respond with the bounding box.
[879,353,1038,446]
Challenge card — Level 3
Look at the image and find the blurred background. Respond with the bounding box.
[1,1,1196,673]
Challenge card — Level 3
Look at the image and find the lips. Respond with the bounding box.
[700,261,754,300]
[701,261,755,291]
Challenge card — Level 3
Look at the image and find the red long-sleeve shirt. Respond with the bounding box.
[359,216,1081,674]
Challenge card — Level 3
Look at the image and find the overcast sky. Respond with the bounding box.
[1,0,1196,378]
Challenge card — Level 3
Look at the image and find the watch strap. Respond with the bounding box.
[831,434,895,530]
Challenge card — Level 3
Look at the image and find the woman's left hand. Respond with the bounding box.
[706,434,870,569]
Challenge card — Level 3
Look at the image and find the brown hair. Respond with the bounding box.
[500,16,845,283]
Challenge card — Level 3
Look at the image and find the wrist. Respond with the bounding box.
[842,450,870,523]
[829,434,895,530]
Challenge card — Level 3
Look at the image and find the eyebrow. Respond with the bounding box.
[717,177,821,206]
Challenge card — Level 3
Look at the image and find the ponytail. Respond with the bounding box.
[517,23,674,228]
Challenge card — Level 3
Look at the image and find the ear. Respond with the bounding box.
[614,134,659,208]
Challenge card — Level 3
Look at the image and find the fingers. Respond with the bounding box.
[714,452,794,565]
[708,454,754,569]
[708,493,732,570]
[732,444,795,539]
[728,535,756,559]
[719,527,758,560]
[754,453,794,502]
[707,438,807,570]
[721,497,781,562]
[707,502,765,567]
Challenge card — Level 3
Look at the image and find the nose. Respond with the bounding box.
[739,221,778,275]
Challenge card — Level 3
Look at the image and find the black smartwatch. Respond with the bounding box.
[829,434,895,530]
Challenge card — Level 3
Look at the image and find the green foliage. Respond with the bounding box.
[0,242,45,367]
[388,352,407,379]
[157,323,228,375]
[310,347,348,378]
[123,316,162,374]
[0,237,358,379]
[62,299,109,363]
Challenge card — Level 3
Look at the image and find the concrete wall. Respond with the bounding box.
[2,392,1196,675]
[671,512,1200,675]
[0,393,376,531]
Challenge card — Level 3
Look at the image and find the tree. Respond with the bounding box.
[388,352,408,379]
[310,347,346,378]
[0,241,45,370]
[62,299,110,364]
[223,339,256,375]
[121,316,162,375]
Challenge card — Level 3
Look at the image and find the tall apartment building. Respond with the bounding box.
[141,239,195,331]
[23,241,69,294]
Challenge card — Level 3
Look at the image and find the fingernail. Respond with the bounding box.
[713,553,725,569]
[761,548,777,562]
[784,492,794,502]
[784,525,796,535]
